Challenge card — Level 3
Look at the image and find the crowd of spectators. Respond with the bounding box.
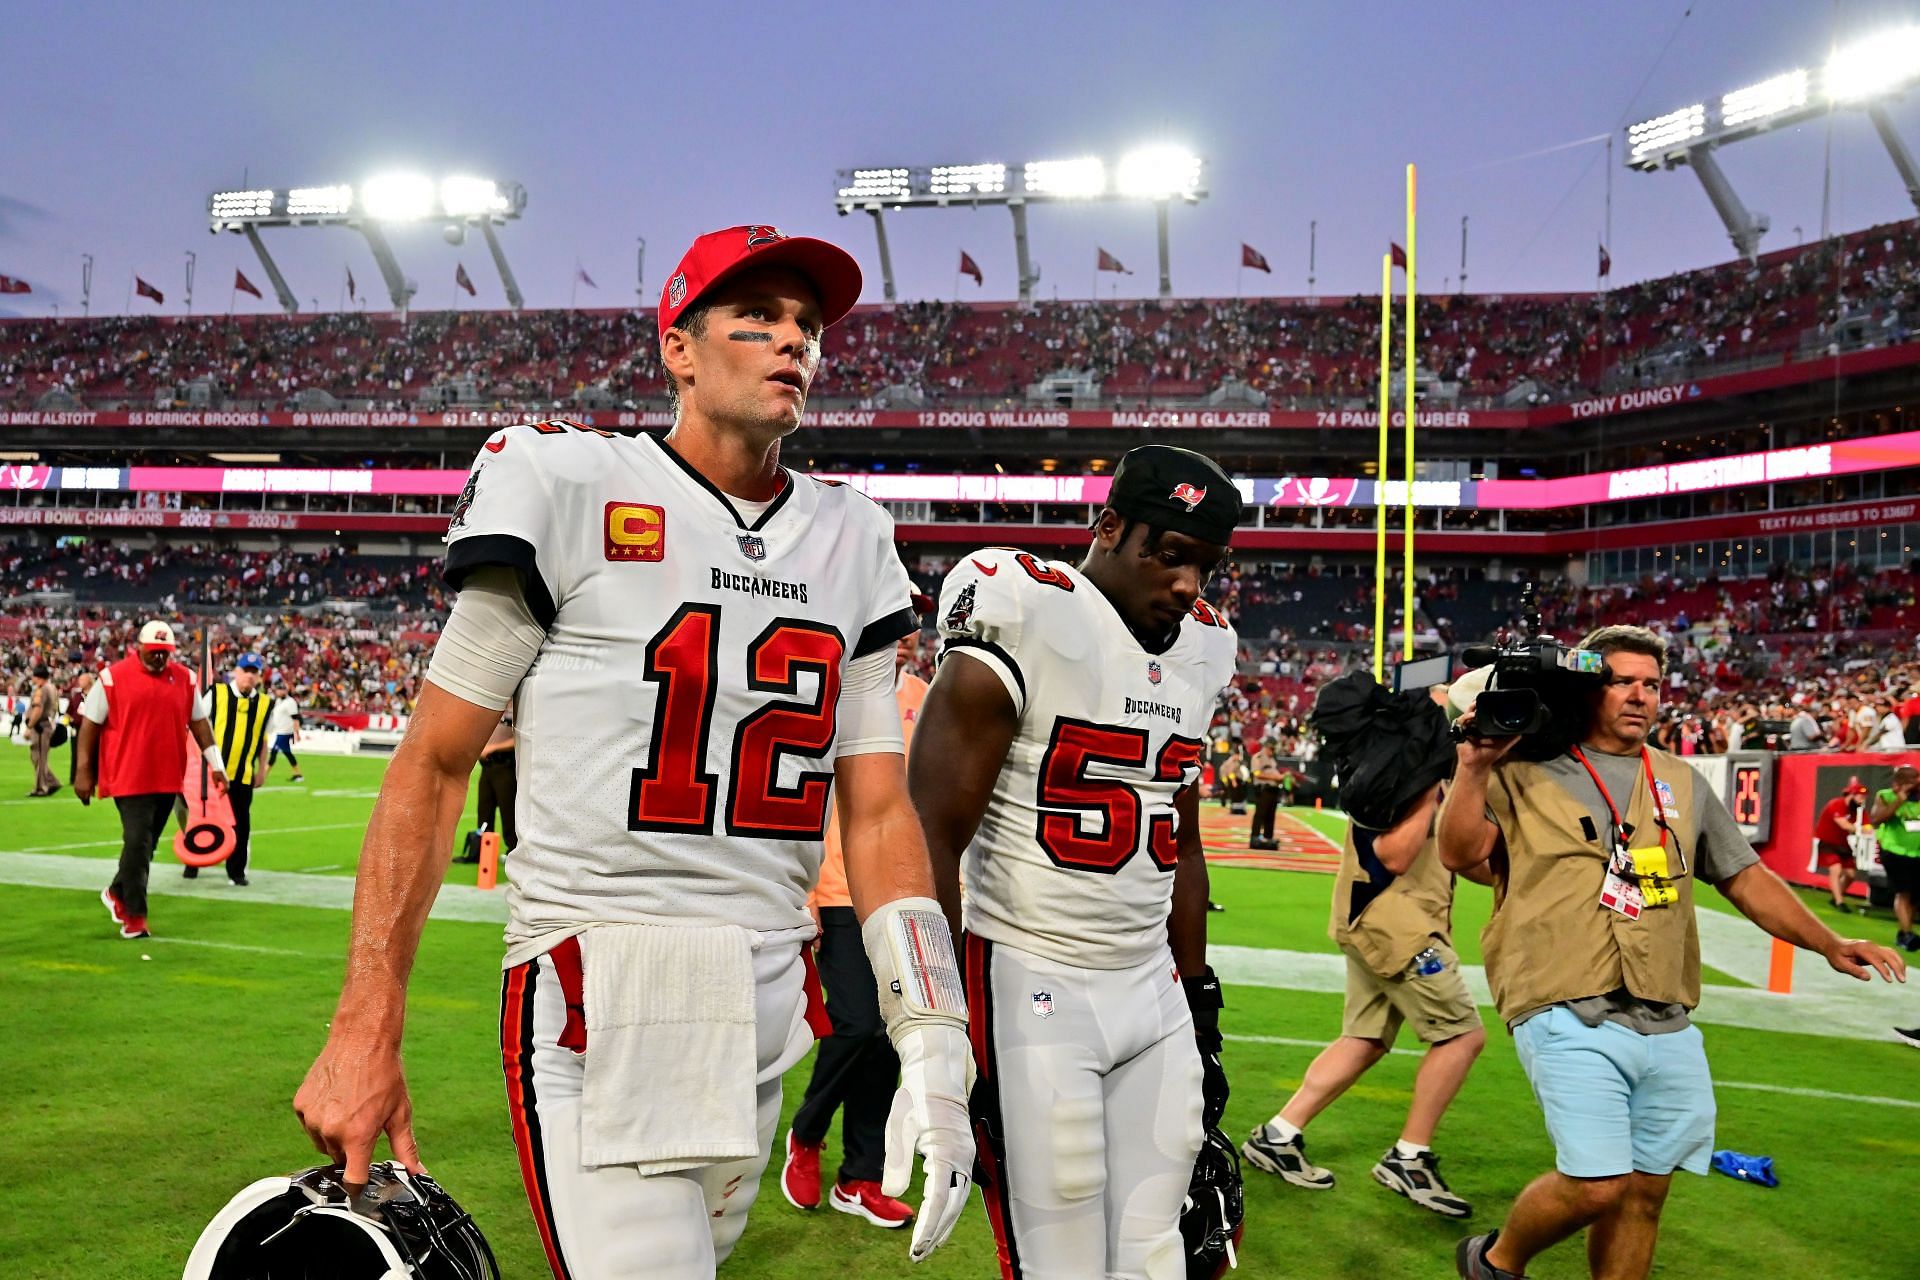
[6,218,1917,413]
[7,539,1919,760]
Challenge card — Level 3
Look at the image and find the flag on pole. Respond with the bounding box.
[347,267,357,301]
[1390,243,1407,271]
[1598,244,1612,278]
[576,266,598,289]
[1240,243,1271,273]
[136,276,165,304]
[959,250,983,286]
[455,263,476,296]
[1097,248,1131,274]
[0,274,30,295]
[233,269,262,299]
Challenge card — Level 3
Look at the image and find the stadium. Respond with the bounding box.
[4,6,1919,1279]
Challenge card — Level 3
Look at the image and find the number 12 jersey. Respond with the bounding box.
[443,422,916,965]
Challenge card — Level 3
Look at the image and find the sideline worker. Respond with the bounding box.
[1440,625,1905,1280]
[76,621,228,940]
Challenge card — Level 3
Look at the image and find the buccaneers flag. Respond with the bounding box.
[1241,243,1271,273]
[136,277,164,304]
[0,274,30,294]
[959,250,983,286]
[234,270,262,299]
[1097,248,1131,274]
[455,263,476,296]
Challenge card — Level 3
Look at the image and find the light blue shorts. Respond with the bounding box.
[1512,1006,1715,1178]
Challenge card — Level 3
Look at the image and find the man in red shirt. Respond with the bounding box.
[74,620,227,939]
[1814,779,1868,913]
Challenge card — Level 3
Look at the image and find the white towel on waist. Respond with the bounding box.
[579,922,758,1172]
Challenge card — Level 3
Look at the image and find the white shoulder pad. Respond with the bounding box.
[934,547,1050,713]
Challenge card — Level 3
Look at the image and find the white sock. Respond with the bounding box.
[1266,1117,1302,1143]
[1394,1139,1430,1159]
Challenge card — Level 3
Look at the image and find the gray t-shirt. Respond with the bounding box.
[1505,747,1760,1035]
[1788,711,1824,751]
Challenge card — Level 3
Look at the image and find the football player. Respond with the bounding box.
[294,226,973,1280]
[910,445,1242,1279]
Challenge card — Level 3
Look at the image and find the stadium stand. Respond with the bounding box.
[4,217,1916,413]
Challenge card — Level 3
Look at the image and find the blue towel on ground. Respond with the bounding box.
[1710,1150,1778,1187]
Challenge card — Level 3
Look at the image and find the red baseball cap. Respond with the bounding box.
[1844,776,1868,794]
[657,225,863,341]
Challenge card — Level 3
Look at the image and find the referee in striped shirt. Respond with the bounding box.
[186,652,272,885]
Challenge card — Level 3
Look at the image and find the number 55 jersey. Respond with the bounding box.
[443,422,916,965]
[935,547,1238,969]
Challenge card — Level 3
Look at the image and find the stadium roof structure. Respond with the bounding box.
[206,175,528,315]
[833,147,1207,303]
[1625,24,1920,261]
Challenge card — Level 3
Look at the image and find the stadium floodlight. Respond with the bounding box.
[439,176,512,217]
[286,184,354,217]
[206,173,529,315]
[1627,23,1920,260]
[1116,146,1204,201]
[836,147,1208,302]
[1825,25,1920,102]
[1022,157,1107,198]
[836,168,912,202]
[1720,71,1808,128]
[1626,104,1707,164]
[210,189,275,220]
[360,173,437,222]
[929,163,1007,196]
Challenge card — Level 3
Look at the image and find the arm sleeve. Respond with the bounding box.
[80,678,108,724]
[441,429,572,628]
[191,685,212,720]
[853,502,918,659]
[835,647,906,758]
[424,565,546,712]
[934,550,1028,715]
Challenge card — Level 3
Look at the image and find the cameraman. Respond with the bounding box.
[1440,625,1905,1280]
[1871,764,1920,952]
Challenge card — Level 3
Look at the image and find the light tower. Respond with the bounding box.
[832,146,1207,303]
[1625,26,1920,261]
[207,174,528,314]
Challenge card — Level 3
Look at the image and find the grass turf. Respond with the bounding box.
[0,747,1910,1278]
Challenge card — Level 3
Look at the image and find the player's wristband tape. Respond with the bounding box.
[202,744,226,774]
[862,896,967,1024]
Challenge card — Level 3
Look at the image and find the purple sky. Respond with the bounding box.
[5,0,1920,318]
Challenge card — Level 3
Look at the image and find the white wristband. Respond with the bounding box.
[862,896,968,1038]
[202,744,226,774]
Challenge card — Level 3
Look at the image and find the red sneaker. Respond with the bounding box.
[780,1131,822,1210]
[101,886,128,927]
[120,916,149,940]
[829,1179,913,1229]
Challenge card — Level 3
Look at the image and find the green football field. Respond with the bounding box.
[1,747,1913,1279]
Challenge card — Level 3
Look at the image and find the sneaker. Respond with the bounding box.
[43,781,60,797]
[1898,932,1920,953]
[182,865,199,879]
[1207,900,1227,913]
[291,773,305,782]
[829,1179,913,1229]
[780,1131,822,1210]
[1373,1146,1471,1218]
[1241,1124,1334,1189]
[120,916,150,940]
[1896,1027,1920,1049]
[230,875,250,887]
[1456,1231,1526,1279]
[101,886,128,927]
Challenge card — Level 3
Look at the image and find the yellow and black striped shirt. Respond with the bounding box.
[210,682,271,787]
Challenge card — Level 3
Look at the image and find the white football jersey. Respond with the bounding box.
[936,546,1239,969]
[443,421,916,963]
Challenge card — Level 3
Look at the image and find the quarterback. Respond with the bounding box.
[910,445,1242,1279]
[295,227,973,1279]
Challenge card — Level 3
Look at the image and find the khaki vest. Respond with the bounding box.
[1328,826,1454,978]
[1481,748,1701,1025]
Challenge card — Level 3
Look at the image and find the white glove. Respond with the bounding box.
[884,1021,975,1262]
[862,897,975,1262]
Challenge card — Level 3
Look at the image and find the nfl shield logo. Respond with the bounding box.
[1654,779,1676,820]
[1147,661,1162,685]
[1031,991,1054,1019]
[737,534,767,561]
